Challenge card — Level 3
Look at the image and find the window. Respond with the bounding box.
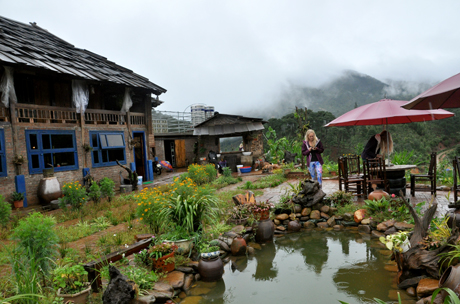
[0,129,6,177]
[26,130,78,174]
[90,131,126,167]
[219,136,243,152]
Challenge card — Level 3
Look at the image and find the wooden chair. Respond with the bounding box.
[363,157,389,193]
[453,156,460,203]
[410,152,437,197]
[338,156,367,198]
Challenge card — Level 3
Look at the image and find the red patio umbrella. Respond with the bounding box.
[402,72,460,110]
[325,99,454,127]
[159,160,173,171]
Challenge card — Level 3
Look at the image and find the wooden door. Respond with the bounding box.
[175,139,186,168]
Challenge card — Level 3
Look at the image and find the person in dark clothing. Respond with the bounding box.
[361,130,393,161]
[301,129,324,186]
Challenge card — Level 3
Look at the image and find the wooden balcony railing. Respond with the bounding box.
[0,106,10,122]
[14,104,145,126]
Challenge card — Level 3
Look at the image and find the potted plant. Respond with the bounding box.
[198,243,223,282]
[379,231,411,252]
[53,259,90,304]
[227,204,251,226]
[160,224,196,255]
[11,191,24,209]
[148,241,178,273]
[249,200,275,221]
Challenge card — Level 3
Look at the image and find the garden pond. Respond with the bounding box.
[184,229,417,304]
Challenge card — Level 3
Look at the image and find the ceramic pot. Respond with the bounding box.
[13,200,23,209]
[255,219,275,243]
[165,239,192,255]
[57,285,91,304]
[231,236,247,256]
[368,189,390,201]
[37,177,62,205]
[439,265,460,297]
[198,256,224,282]
[152,252,175,273]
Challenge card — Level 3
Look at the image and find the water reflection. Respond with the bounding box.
[192,230,412,304]
[253,241,277,281]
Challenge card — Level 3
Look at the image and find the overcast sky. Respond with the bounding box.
[1,0,460,115]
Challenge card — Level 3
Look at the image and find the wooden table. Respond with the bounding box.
[385,164,417,196]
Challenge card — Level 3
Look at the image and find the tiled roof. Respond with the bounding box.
[0,16,166,95]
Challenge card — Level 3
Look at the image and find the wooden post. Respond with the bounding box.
[9,101,20,175]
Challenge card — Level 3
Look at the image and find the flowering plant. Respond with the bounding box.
[250,200,275,212]
[379,231,410,252]
[148,242,178,259]
[59,181,87,210]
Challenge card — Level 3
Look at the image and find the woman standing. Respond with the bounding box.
[302,129,324,186]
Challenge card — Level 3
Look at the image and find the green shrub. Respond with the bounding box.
[0,194,11,228]
[11,212,58,276]
[88,182,102,204]
[59,181,87,210]
[99,177,115,201]
[188,164,217,185]
[328,191,354,207]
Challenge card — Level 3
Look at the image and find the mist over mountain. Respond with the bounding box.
[246,70,434,120]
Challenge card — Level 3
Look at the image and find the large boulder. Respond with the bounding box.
[102,266,137,304]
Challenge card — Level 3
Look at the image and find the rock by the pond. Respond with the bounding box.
[223,231,239,238]
[343,212,354,221]
[176,266,194,274]
[304,221,316,229]
[274,219,281,225]
[276,225,286,231]
[300,216,309,221]
[377,219,396,232]
[183,274,194,291]
[333,224,344,230]
[384,264,398,272]
[354,209,367,223]
[231,225,246,234]
[276,213,289,220]
[295,213,302,218]
[416,293,444,304]
[248,242,262,250]
[152,282,174,293]
[289,213,296,221]
[247,246,255,255]
[283,220,290,225]
[310,210,321,219]
[406,286,416,297]
[215,239,230,251]
[361,218,370,225]
[294,204,302,213]
[102,265,136,304]
[398,275,427,289]
[288,221,301,232]
[330,207,338,213]
[301,207,311,216]
[163,271,185,289]
[327,216,336,227]
[416,278,440,297]
[317,222,329,229]
[342,221,359,227]
[320,212,330,220]
[371,230,385,239]
[186,261,199,271]
[358,225,371,234]
[320,205,330,213]
[394,222,414,231]
[384,226,398,235]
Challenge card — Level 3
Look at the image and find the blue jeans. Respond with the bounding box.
[308,161,323,185]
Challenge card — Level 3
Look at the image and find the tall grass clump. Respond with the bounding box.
[0,194,12,229]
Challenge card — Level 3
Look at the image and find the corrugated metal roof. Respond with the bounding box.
[0,16,166,95]
[193,113,267,136]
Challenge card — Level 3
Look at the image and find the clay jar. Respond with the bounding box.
[439,265,460,297]
[368,189,390,201]
[38,177,62,205]
[198,256,224,282]
[255,219,275,243]
[231,236,247,256]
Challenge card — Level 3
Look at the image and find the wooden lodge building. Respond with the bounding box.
[0,16,166,207]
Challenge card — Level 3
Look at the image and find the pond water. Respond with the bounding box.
[187,229,417,304]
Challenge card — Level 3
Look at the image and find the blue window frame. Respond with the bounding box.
[0,129,7,177]
[90,131,126,167]
[26,130,79,174]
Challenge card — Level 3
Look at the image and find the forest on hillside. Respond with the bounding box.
[263,108,460,166]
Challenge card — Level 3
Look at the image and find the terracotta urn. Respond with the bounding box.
[198,256,224,282]
[231,236,247,256]
[368,189,390,201]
